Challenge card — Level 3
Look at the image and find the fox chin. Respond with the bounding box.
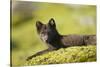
[26,18,96,61]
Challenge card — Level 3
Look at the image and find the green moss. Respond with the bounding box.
[26,45,96,65]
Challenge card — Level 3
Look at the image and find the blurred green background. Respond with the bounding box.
[11,1,96,66]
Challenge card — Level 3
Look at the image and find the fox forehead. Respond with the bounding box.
[40,24,50,32]
[42,24,47,29]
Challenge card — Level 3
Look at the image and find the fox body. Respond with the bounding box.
[26,18,96,61]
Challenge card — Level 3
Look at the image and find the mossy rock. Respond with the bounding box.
[26,45,96,65]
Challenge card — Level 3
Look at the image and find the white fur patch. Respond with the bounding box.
[40,34,48,42]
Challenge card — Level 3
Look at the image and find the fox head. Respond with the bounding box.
[36,18,59,43]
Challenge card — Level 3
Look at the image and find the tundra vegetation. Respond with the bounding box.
[26,45,96,65]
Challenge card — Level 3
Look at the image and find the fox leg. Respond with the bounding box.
[26,48,54,61]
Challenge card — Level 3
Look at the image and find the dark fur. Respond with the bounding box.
[26,18,96,61]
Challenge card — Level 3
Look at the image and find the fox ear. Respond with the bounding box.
[36,21,43,30]
[48,18,56,27]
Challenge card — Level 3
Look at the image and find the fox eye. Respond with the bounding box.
[41,31,47,35]
[41,31,44,34]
